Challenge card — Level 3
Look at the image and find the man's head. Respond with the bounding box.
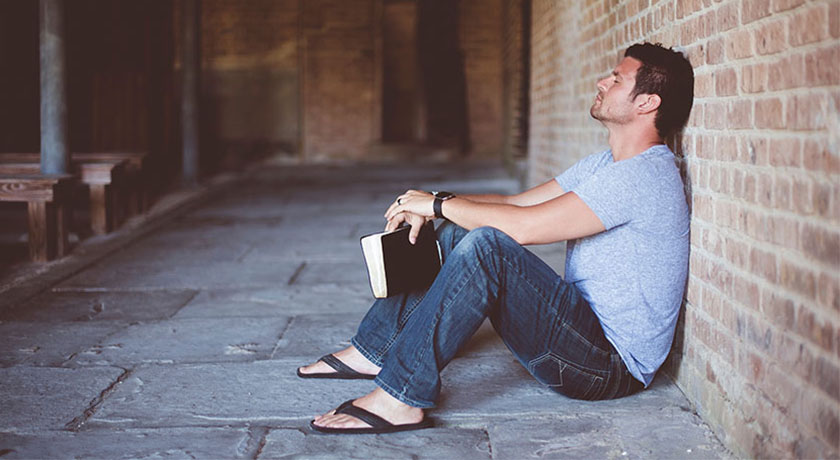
[590,43,694,139]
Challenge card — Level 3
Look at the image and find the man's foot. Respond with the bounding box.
[311,388,427,432]
[297,345,381,378]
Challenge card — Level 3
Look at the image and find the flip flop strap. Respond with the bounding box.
[334,400,392,429]
[319,354,361,376]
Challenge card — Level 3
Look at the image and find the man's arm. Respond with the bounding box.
[387,189,605,246]
[460,179,565,206]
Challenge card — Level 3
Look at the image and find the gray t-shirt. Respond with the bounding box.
[554,144,689,387]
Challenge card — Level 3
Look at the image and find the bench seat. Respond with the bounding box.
[0,174,75,262]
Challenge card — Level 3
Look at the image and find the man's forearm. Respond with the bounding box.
[458,193,511,204]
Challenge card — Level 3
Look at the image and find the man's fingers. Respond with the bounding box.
[408,220,422,245]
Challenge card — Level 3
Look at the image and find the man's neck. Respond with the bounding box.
[607,124,664,162]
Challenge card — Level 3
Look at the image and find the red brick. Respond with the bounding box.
[768,137,801,167]
[779,258,816,299]
[724,237,750,269]
[746,136,768,165]
[801,223,840,266]
[742,0,771,23]
[759,364,800,420]
[776,333,814,381]
[726,29,754,60]
[727,99,753,129]
[750,247,778,282]
[802,139,840,174]
[694,72,714,98]
[757,172,774,207]
[741,63,767,93]
[717,2,739,31]
[768,54,804,90]
[767,214,799,248]
[789,4,829,46]
[733,274,760,309]
[796,305,836,353]
[817,272,840,312]
[754,98,784,129]
[799,390,840,451]
[715,135,738,162]
[804,47,840,86]
[792,177,814,214]
[787,93,828,131]
[831,1,839,38]
[775,175,792,211]
[715,67,737,96]
[813,356,840,402]
[742,172,756,203]
[704,100,727,129]
[773,0,806,12]
[762,291,794,327]
[755,19,787,55]
[706,37,725,65]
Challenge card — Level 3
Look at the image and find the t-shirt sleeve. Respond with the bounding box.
[569,162,638,230]
[554,151,607,193]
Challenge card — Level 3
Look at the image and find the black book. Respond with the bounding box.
[360,221,442,298]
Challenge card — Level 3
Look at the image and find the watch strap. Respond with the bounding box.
[433,197,445,219]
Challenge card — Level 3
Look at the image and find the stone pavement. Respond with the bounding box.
[0,162,732,459]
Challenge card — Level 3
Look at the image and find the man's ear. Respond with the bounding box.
[636,94,661,115]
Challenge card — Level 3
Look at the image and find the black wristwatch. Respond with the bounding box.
[432,191,456,219]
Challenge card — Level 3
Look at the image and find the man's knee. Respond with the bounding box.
[455,226,512,255]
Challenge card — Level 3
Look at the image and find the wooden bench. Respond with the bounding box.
[73,152,150,215]
[0,158,128,235]
[2,151,149,219]
[0,174,75,262]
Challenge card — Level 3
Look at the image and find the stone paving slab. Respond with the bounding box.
[0,366,125,431]
[69,317,290,366]
[58,261,299,290]
[87,361,375,428]
[174,286,372,318]
[291,261,370,287]
[0,427,254,459]
[270,313,367,358]
[0,290,196,322]
[486,413,728,459]
[259,427,492,459]
[0,321,125,367]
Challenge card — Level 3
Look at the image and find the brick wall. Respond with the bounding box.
[301,0,381,161]
[460,0,505,157]
[528,0,839,458]
[201,0,300,159]
[501,0,529,163]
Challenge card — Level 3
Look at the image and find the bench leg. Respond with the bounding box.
[55,201,71,257]
[27,201,57,262]
[89,184,113,235]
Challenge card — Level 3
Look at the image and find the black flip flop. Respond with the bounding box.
[296,354,377,380]
[310,399,433,434]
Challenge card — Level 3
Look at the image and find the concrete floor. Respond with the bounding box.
[0,162,731,459]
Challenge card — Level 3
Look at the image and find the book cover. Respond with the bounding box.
[360,221,442,298]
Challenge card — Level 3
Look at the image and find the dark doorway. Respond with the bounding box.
[382,0,423,143]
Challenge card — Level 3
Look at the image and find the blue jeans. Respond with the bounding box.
[351,222,643,408]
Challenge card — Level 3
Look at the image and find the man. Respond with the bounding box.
[298,42,694,434]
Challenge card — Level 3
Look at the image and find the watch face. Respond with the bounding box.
[434,191,454,199]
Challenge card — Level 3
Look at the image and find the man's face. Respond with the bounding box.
[590,57,643,125]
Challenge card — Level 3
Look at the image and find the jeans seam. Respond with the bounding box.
[350,336,385,368]
[375,375,435,409]
[398,251,483,402]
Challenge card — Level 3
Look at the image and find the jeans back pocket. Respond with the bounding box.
[528,351,605,400]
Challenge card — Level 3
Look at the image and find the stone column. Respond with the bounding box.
[181,0,200,185]
[39,0,69,175]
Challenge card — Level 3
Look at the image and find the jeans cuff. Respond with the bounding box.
[350,335,385,368]
[374,375,436,409]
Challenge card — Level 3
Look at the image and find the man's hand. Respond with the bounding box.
[385,211,429,245]
[385,190,436,221]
